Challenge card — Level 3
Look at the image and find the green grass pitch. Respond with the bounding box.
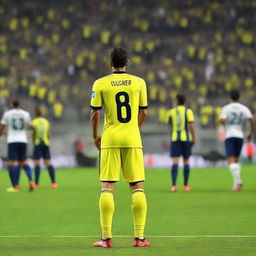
[0,165,256,256]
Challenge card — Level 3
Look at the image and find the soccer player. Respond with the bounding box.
[0,100,35,192]
[220,90,254,191]
[168,94,196,192]
[90,47,150,248]
[32,107,57,189]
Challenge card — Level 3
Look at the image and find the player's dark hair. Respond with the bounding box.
[110,47,128,68]
[35,107,42,117]
[12,100,20,108]
[229,89,240,101]
[176,94,186,105]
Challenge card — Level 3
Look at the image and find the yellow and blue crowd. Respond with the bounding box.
[0,0,255,126]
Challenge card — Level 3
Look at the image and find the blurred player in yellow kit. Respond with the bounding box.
[32,107,57,189]
[90,47,150,248]
[168,94,196,192]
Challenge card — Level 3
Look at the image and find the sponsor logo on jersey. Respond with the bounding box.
[91,91,96,98]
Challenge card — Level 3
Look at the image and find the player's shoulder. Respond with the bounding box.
[32,117,40,122]
[42,117,50,124]
[186,108,194,117]
[127,74,146,84]
[20,109,31,117]
[186,107,193,113]
[4,108,26,116]
[170,105,178,111]
[169,107,176,115]
[237,102,250,110]
[92,74,112,89]
[21,109,30,114]
[227,102,249,110]
[34,117,48,123]
[239,103,252,116]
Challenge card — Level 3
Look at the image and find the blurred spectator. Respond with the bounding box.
[0,0,255,127]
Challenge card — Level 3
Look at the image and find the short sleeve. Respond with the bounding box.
[26,113,32,125]
[187,109,194,122]
[1,113,7,125]
[139,80,148,109]
[90,80,102,110]
[220,106,227,119]
[244,107,253,119]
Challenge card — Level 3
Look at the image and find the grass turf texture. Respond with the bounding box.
[0,166,256,256]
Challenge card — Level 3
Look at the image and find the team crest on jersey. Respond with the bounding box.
[91,91,96,98]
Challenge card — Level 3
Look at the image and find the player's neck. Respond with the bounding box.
[113,67,126,73]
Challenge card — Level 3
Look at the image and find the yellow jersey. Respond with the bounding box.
[90,71,148,148]
[168,105,194,142]
[32,117,50,146]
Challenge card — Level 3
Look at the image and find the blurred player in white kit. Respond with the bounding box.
[0,100,36,192]
[220,90,254,191]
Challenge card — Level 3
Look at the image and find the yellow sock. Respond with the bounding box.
[99,188,114,239]
[131,189,147,239]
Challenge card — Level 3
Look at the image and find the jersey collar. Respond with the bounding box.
[113,71,127,74]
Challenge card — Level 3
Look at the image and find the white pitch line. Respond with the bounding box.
[0,235,256,238]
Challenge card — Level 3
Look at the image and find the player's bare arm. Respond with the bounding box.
[219,118,226,125]
[247,118,254,141]
[91,109,101,149]
[138,109,147,128]
[188,121,196,145]
[0,124,5,136]
[31,126,36,142]
[28,124,35,132]
[29,125,36,143]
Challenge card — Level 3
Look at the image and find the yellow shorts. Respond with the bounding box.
[99,148,145,183]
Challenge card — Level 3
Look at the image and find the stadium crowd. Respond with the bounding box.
[0,0,255,127]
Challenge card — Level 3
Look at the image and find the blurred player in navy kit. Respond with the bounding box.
[32,107,57,189]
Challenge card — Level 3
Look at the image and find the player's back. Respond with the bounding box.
[169,106,194,142]
[32,117,50,145]
[91,71,147,148]
[222,102,252,138]
[1,109,31,143]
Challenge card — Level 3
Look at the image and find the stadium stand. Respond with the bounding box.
[0,0,255,128]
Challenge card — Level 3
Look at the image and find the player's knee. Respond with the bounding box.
[7,160,15,166]
[44,159,51,166]
[129,181,144,190]
[172,157,179,165]
[101,181,116,190]
[20,160,28,166]
[183,158,190,165]
[34,160,40,165]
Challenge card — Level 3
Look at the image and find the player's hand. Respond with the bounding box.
[247,133,253,141]
[94,136,101,150]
